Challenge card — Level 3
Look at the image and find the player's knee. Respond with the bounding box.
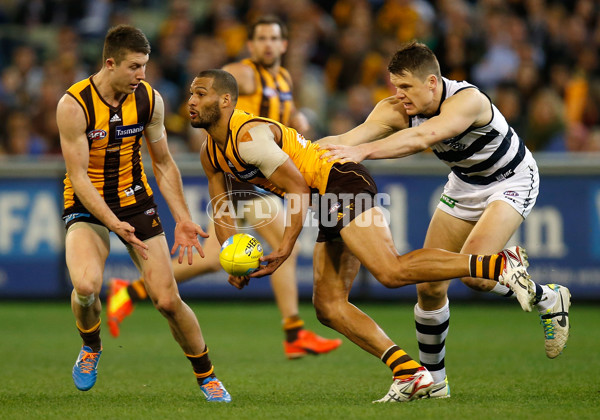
[313,296,338,327]
[72,283,97,298]
[417,282,448,301]
[153,294,181,318]
[73,290,97,308]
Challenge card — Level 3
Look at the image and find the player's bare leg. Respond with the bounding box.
[340,207,474,286]
[248,195,342,358]
[134,234,206,354]
[413,209,473,397]
[458,201,570,358]
[312,239,432,401]
[107,224,221,337]
[66,223,109,391]
[246,195,300,319]
[134,234,230,401]
[312,240,393,355]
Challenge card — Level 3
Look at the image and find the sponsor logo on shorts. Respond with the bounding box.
[87,129,107,142]
[504,190,519,197]
[63,212,91,224]
[144,208,156,216]
[440,194,457,208]
[496,169,515,182]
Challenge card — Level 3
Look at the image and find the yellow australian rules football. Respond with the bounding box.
[219,233,264,276]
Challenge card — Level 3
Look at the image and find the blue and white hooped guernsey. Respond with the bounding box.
[409,77,530,185]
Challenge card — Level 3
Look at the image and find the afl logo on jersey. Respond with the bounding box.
[87,129,107,142]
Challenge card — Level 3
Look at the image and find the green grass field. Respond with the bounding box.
[0,300,598,420]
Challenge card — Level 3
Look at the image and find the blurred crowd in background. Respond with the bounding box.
[0,0,598,158]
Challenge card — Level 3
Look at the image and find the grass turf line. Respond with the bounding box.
[0,301,598,420]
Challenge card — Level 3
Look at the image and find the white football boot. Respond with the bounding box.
[540,284,571,358]
[424,376,451,399]
[498,246,536,312]
[373,367,434,403]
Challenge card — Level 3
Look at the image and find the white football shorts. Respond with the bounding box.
[437,155,539,221]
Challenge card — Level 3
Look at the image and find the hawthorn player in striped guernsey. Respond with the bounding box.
[321,41,571,398]
[107,16,341,360]
[57,25,230,402]
[189,69,536,402]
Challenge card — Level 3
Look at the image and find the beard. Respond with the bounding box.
[257,56,277,69]
[191,101,221,129]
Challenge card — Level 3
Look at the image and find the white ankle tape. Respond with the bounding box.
[75,293,96,307]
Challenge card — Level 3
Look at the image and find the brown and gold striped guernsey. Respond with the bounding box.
[205,109,339,196]
[235,59,293,125]
[63,77,155,216]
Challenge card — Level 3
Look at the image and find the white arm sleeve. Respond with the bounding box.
[238,124,289,178]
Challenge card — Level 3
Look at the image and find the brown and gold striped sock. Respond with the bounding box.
[127,278,148,302]
[186,346,215,384]
[77,319,102,352]
[283,315,304,342]
[469,254,504,280]
[381,345,422,380]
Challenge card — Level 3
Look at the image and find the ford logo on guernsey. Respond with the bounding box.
[87,129,107,142]
[115,123,144,139]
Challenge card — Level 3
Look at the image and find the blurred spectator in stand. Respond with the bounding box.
[471,7,520,90]
[376,0,423,44]
[182,35,229,152]
[436,30,471,82]
[0,0,598,156]
[31,79,64,155]
[3,45,44,110]
[1,109,47,156]
[324,27,371,92]
[525,88,566,152]
[493,82,527,137]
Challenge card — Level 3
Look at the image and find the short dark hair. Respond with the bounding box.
[198,69,239,104]
[102,25,151,64]
[388,41,441,80]
[248,15,288,40]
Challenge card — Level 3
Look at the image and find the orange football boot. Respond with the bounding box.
[107,278,134,338]
[284,329,342,359]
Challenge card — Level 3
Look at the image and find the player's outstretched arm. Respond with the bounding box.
[146,92,207,264]
[250,158,309,278]
[323,89,485,162]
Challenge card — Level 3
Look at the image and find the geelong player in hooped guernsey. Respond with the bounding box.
[320,41,571,399]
